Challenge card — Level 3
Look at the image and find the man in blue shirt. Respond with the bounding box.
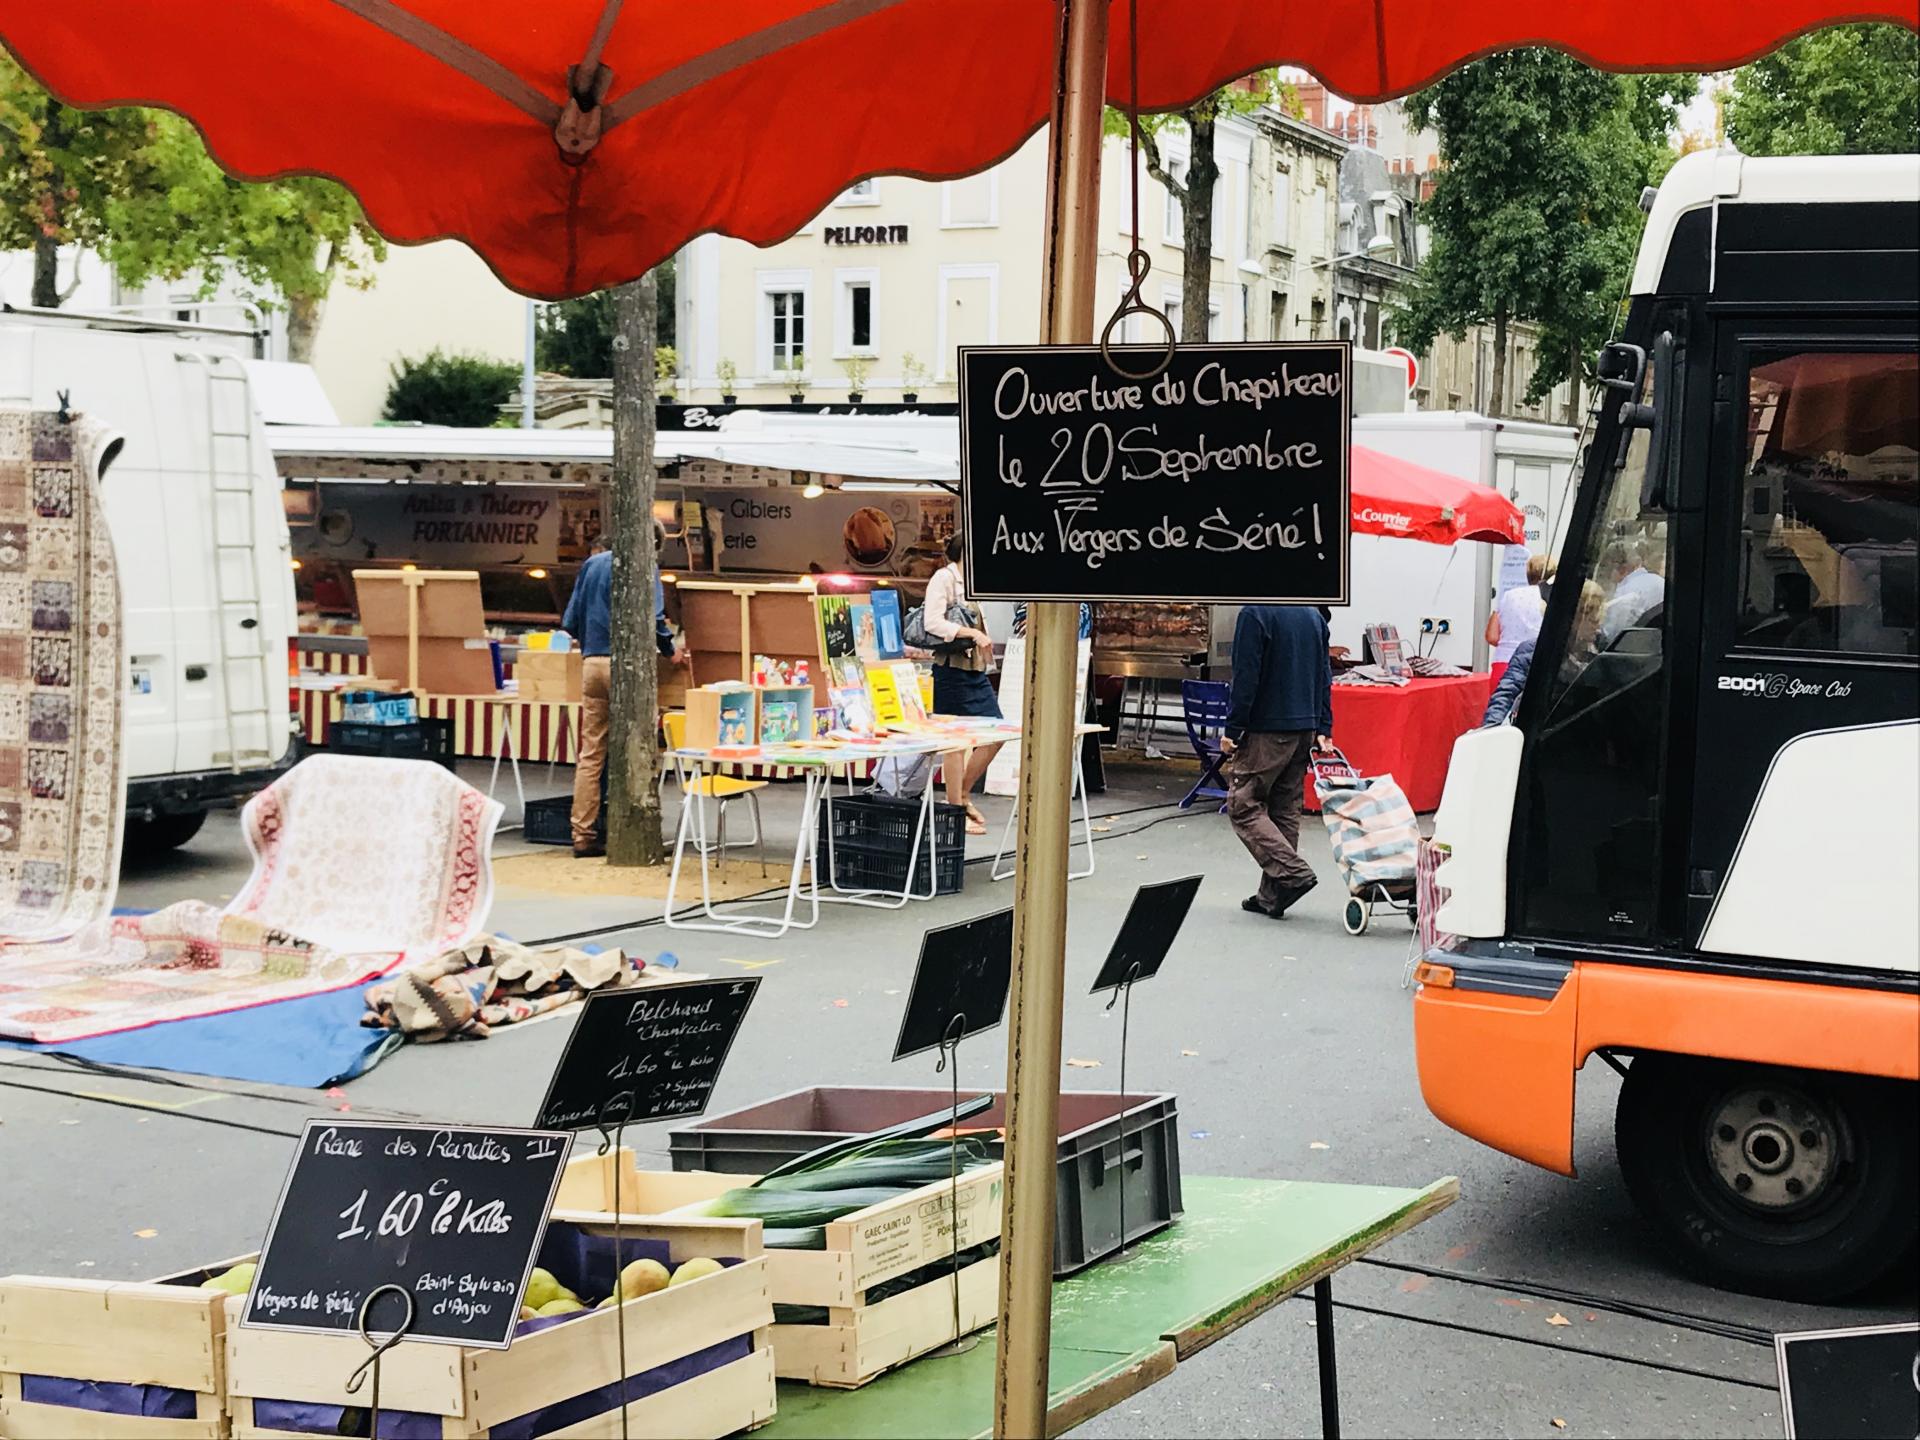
[1221,604,1334,918]
[560,527,679,858]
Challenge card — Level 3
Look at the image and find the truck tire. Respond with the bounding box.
[1615,1053,1918,1302]
[124,809,208,855]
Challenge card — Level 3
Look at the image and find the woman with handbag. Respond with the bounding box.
[921,535,1004,835]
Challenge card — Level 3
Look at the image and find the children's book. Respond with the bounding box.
[890,660,928,723]
[811,707,835,740]
[866,666,906,727]
[870,589,905,660]
[849,598,880,666]
[830,685,876,738]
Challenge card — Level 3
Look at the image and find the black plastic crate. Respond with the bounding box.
[523,782,606,847]
[668,1086,1182,1275]
[819,792,966,895]
[823,791,967,853]
[328,717,455,770]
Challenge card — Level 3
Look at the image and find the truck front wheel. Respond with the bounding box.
[1615,1053,1917,1302]
[123,809,209,855]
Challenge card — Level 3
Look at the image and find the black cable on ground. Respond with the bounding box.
[0,1073,305,1140]
[1353,1256,1775,1347]
[1296,1292,1779,1392]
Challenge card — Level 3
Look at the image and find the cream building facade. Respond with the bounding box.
[676,113,1304,406]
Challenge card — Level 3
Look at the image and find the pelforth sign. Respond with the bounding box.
[958,342,1351,604]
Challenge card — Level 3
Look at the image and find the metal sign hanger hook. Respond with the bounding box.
[1098,0,1175,382]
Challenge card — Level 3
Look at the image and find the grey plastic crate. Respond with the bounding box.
[667,1085,1182,1275]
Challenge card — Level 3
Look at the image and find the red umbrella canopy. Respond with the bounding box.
[3,1,1912,299]
[1350,446,1524,546]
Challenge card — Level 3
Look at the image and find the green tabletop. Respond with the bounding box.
[758,1172,1459,1440]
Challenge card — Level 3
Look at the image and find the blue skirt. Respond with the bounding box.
[933,665,1002,719]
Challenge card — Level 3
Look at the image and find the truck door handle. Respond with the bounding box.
[185,665,209,682]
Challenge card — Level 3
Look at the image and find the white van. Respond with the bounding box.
[0,306,298,851]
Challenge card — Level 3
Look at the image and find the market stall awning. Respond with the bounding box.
[1350,445,1525,546]
[6,0,1908,299]
[268,423,962,487]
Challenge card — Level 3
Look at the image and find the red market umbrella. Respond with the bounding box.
[2,1,1911,300]
[1350,444,1525,546]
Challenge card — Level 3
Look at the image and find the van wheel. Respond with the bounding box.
[124,810,208,854]
[1615,1053,1917,1301]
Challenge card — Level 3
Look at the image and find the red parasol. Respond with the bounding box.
[1,1,1909,299]
[1350,445,1525,546]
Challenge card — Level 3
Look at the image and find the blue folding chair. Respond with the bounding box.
[1179,680,1232,811]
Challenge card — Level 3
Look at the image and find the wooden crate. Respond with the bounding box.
[226,1216,774,1439]
[0,1253,253,1440]
[587,1159,1008,1389]
[554,1147,738,1216]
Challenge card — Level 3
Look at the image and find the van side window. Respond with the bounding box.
[1735,349,1918,658]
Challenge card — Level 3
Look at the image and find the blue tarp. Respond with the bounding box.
[0,983,397,1088]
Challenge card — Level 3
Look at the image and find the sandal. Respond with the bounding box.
[964,802,988,836]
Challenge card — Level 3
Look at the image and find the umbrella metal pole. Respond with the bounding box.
[994,0,1106,1435]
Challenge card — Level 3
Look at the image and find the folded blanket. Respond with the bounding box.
[361,938,640,1042]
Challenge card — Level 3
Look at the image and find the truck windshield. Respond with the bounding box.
[1518,358,1671,942]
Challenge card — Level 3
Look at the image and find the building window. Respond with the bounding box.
[942,172,998,228]
[770,291,805,369]
[834,269,879,357]
[1310,298,1326,339]
[1269,292,1288,340]
[1162,288,1221,341]
[837,178,879,206]
[1238,162,1255,265]
[1271,167,1291,250]
[1163,155,1187,244]
[757,269,812,375]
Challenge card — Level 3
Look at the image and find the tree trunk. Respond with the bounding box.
[31,235,60,309]
[1179,107,1218,342]
[31,98,69,308]
[286,293,324,364]
[605,274,664,868]
[1490,309,1509,418]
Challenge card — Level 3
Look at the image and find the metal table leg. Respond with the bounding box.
[1314,1275,1341,1440]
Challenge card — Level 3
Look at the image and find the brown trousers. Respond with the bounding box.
[1227,730,1317,907]
[571,656,612,846]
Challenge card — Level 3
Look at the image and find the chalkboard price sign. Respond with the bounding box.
[959,342,1351,603]
[243,1119,570,1349]
[535,977,761,1132]
[1777,1323,1919,1439]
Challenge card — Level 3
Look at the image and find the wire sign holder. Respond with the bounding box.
[535,977,762,1440]
[344,1285,414,1440]
[1088,875,1202,1257]
[893,908,1016,1360]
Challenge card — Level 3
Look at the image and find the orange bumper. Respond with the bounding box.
[1413,958,1920,1179]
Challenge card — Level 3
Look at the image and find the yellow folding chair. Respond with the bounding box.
[661,711,768,875]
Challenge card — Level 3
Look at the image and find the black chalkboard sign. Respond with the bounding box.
[894,908,1015,1061]
[959,342,1351,603]
[1090,875,1202,995]
[535,978,760,1132]
[243,1120,570,1349]
[1777,1323,1919,1439]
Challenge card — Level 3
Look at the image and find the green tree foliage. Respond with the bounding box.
[1398,54,1691,414]
[383,349,520,427]
[1103,77,1273,342]
[0,56,382,358]
[1725,23,1919,156]
[536,292,616,377]
[535,264,674,381]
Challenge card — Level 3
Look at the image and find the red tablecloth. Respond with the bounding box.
[1305,674,1493,813]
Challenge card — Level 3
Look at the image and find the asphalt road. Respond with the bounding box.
[3,762,1912,1439]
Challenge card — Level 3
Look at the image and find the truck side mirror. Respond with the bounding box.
[1596,342,1645,393]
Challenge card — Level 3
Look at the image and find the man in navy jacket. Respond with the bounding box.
[1222,605,1333,918]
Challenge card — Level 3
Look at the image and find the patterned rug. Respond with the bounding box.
[0,411,123,946]
[0,755,502,1043]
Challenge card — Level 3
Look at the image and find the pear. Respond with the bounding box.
[519,1306,539,1322]
[536,1297,586,1317]
[619,1258,671,1300]
[523,1267,563,1311]
[199,1262,257,1295]
[597,1295,619,1309]
[668,1257,723,1287]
